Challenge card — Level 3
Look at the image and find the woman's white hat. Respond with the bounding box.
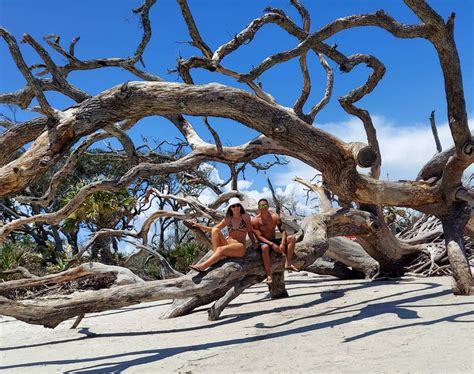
[226,197,243,214]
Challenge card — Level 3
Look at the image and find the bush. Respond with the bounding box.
[167,241,205,273]
[0,240,43,279]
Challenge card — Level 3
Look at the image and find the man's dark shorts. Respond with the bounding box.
[256,238,282,253]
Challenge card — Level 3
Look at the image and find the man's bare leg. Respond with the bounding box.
[284,235,299,271]
[260,244,272,284]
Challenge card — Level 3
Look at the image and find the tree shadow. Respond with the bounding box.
[3,278,471,374]
[0,286,333,352]
[0,280,439,355]
[1,284,471,373]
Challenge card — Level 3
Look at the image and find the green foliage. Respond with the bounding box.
[167,241,205,272]
[46,256,68,273]
[0,239,42,273]
[61,180,136,231]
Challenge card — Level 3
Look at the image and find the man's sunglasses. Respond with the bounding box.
[259,204,269,208]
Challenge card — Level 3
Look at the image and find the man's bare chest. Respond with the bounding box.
[257,218,276,232]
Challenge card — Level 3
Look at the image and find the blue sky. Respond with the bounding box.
[1,0,473,195]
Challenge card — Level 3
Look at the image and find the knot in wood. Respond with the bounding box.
[39,156,51,167]
[273,125,286,134]
[357,146,377,168]
[368,220,379,231]
[339,62,353,73]
[117,82,130,100]
[462,140,473,156]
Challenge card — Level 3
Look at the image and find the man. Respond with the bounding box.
[251,198,298,284]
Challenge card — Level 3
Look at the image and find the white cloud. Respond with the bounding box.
[198,187,218,205]
[273,114,473,184]
[237,179,253,190]
[199,163,224,185]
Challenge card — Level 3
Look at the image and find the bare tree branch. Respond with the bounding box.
[177,0,213,58]
[429,110,442,153]
[290,0,310,32]
[0,28,56,117]
[130,0,157,66]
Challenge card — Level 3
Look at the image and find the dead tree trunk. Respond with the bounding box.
[442,202,473,294]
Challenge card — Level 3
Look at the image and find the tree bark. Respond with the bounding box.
[441,202,473,295]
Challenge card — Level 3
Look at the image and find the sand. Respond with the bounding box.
[1,273,473,373]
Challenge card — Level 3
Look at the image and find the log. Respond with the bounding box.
[325,237,380,279]
[305,257,363,279]
[0,262,143,296]
[0,214,329,328]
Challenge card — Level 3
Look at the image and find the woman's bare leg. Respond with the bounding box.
[195,242,245,270]
[211,227,227,251]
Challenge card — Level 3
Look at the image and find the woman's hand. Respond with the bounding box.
[271,243,280,252]
[144,190,153,204]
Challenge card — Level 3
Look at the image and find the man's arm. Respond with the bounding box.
[276,215,287,247]
[244,215,257,248]
[252,218,280,251]
[251,219,273,246]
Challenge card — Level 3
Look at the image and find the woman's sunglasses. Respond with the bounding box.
[230,204,241,208]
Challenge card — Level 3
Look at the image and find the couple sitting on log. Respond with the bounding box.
[190,197,298,284]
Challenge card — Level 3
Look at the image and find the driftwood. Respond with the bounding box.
[0,213,346,327]
[305,257,363,280]
[0,0,473,329]
[325,237,380,279]
[0,262,143,299]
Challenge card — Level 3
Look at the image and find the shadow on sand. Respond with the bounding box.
[1,279,473,373]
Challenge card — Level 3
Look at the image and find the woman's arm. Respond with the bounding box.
[192,222,213,233]
[193,218,226,233]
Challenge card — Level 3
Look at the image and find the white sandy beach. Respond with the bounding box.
[1,273,473,373]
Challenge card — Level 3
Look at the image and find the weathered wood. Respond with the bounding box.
[208,275,261,321]
[442,202,473,295]
[267,271,289,299]
[305,257,362,279]
[0,262,143,295]
[0,0,473,327]
[325,237,379,279]
[1,266,38,279]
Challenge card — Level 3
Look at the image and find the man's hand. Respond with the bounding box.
[252,242,259,250]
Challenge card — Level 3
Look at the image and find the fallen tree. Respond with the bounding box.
[0,0,473,328]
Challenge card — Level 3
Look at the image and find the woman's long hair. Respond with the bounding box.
[226,204,246,218]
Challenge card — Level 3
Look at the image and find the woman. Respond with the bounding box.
[190,197,257,272]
